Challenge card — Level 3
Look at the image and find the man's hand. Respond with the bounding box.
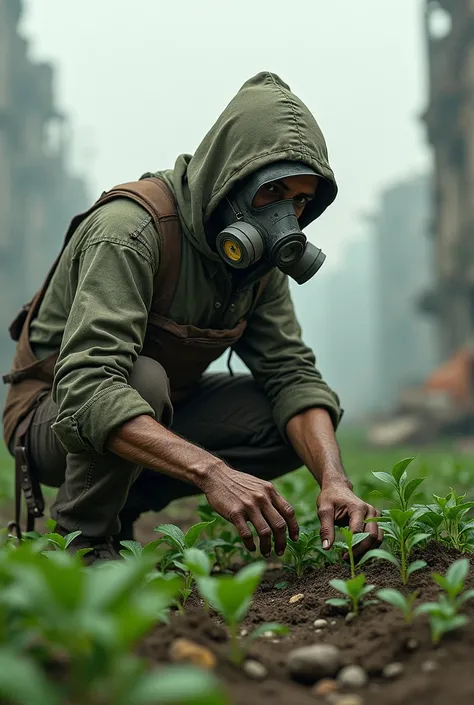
[201,468,299,558]
[317,482,383,557]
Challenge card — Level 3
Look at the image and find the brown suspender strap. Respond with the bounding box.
[97,177,182,317]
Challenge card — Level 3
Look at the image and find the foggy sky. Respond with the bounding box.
[21,0,429,268]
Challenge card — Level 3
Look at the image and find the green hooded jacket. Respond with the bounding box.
[28,71,342,455]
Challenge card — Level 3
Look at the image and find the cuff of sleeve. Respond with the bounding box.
[52,384,156,454]
[273,385,343,440]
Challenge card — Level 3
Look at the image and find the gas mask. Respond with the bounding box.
[215,162,326,284]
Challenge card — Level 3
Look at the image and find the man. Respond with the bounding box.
[3,71,382,564]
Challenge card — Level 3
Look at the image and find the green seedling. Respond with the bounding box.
[431,489,474,552]
[153,521,215,572]
[339,528,370,579]
[196,561,288,663]
[42,530,93,559]
[326,574,376,617]
[376,588,419,625]
[415,596,469,646]
[284,531,320,577]
[361,508,429,584]
[414,559,474,645]
[201,532,243,572]
[431,558,474,608]
[197,502,229,541]
[0,543,184,704]
[372,457,425,511]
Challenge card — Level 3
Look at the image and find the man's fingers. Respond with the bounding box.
[247,510,273,557]
[354,506,382,558]
[262,504,289,557]
[348,505,366,536]
[229,512,256,553]
[318,503,335,549]
[271,491,299,542]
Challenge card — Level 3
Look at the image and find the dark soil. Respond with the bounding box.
[138,543,474,705]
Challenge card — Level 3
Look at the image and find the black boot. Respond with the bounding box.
[56,525,120,566]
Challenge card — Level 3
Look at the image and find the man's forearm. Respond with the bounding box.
[106,414,219,489]
[286,407,352,489]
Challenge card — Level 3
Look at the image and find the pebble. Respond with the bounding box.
[287,644,341,684]
[312,678,339,696]
[406,638,419,651]
[315,629,322,634]
[240,629,248,637]
[382,662,404,679]
[243,660,268,680]
[345,612,356,624]
[314,619,329,628]
[289,593,305,604]
[421,660,438,673]
[331,620,337,626]
[169,638,216,670]
[337,665,368,689]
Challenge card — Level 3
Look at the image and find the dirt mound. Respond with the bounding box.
[138,543,474,705]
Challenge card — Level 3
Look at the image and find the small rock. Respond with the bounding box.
[406,638,419,651]
[382,662,404,679]
[314,619,329,628]
[337,664,368,689]
[289,593,305,604]
[345,612,356,624]
[243,660,268,680]
[263,631,275,637]
[328,696,364,705]
[315,629,322,634]
[331,620,337,626]
[421,660,438,673]
[240,629,248,637]
[169,638,216,670]
[271,639,280,643]
[287,644,341,684]
[312,678,339,696]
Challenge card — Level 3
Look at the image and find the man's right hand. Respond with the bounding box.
[108,414,299,557]
[201,467,299,558]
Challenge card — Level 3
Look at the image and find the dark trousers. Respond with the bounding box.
[27,356,302,538]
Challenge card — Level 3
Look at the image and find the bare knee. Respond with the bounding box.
[129,356,173,425]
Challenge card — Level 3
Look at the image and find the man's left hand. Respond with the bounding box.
[317,483,383,558]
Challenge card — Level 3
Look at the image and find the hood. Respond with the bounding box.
[152,71,338,260]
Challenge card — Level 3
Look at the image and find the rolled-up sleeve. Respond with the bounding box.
[51,203,159,454]
[234,268,342,438]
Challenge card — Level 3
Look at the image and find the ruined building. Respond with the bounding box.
[422,0,474,358]
[0,0,88,384]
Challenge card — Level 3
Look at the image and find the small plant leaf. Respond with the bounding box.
[329,578,350,596]
[0,650,61,705]
[250,622,289,641]
[392,457,415,483]
[403,477,426,503]
[274,581,289,590]
[358,548,399,568]
[376,588,408,612]
[131,664,228,705]
[372,471,398,489]
[325,598,348,608]
[445,558,470,589]
[458,589,474,605]
[184,520,216,548]
[183,548,212,577]
[389,509,414,529]
[63,530,83,549]
[119,540,144,558]
[407,533,431,553]
[43,533,66,550]
[407,560,427,577]
[154,524,186,552]
[352,532,370,548]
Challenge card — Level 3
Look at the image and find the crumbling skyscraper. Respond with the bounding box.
[422,0,474,358]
